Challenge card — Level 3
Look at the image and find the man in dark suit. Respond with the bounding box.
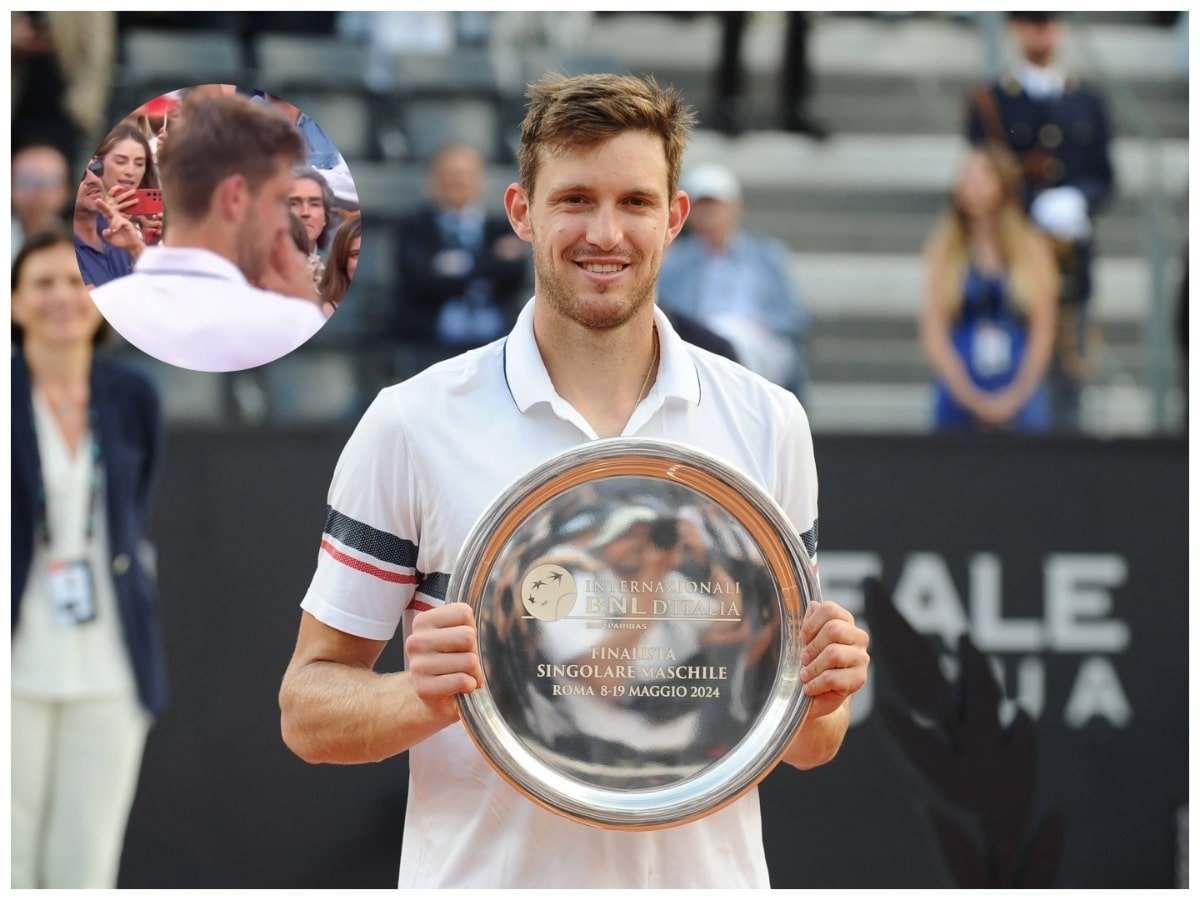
[396,143,528,347]
[967,11,1116,429]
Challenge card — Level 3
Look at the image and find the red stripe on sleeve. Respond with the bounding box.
[320,539,419,585]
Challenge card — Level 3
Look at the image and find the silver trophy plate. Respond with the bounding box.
[450,438,818,829]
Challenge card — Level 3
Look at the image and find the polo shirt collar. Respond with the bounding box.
[504,297,702,417]
[133,245,249,284]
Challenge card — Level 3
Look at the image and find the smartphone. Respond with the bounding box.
[125,188,163,217]
[86,158,104,178]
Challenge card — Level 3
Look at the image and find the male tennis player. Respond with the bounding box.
[280,73,869,888]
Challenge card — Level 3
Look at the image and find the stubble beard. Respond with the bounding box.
[532,227,660,332]
[235,204,270,283]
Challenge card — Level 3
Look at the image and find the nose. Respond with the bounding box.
[584,204,623,252]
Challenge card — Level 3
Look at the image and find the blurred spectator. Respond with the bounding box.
[286,210,321,298]
[339,12,498,90]
[88,93,326,372]
[661,311,740,364]
[256,91,359,211]
[396,142,528,346]
[713,12,827,138]
[289,166,337,286]
[12,12,116,167]
[319,215,362,318]
[11,228,164,888]
[658,163,808,394]
[919,146,1058,432]
[73,167,142,289]
[12,144,72,256]
[967,11,1115,429]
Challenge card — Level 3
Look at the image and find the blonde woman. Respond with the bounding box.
[921,144,1059,431]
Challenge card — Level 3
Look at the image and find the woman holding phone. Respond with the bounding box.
[91,122,162,243]
[11,228,167,888]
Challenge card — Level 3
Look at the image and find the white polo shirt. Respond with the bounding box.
[90,246,327,372]
[300,298,819,889]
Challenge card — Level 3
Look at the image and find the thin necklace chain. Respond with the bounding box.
[636,326,659,405]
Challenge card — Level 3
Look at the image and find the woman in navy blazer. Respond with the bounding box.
[11,228,166,888]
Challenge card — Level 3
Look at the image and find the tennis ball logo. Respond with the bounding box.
[521,564,578,622]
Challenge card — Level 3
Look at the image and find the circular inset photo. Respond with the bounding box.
[75,85,361,372]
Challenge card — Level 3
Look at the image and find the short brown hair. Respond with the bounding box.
[518,73,696,199]
[157,93,304,222]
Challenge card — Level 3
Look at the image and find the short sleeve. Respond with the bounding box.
[776,397,819,572]
[300,390,422,640]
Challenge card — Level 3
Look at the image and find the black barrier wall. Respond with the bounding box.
[116,430,1187,888]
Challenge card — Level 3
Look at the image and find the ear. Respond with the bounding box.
[504,182,533,243]
[214,173,249,223]
[664,189,691,248]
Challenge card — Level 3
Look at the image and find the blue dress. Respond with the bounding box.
[933,267,1051,432]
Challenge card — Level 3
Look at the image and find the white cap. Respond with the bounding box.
[1029,185,1091,241]
[683,163,742,203]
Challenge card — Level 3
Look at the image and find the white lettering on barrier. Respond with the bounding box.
[1045,555,1131,652]
[819,551,1133,729]
[971,553,1045,651]
[892,553,969,647]
[1063,656,1132,728]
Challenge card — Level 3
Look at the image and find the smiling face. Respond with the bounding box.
[506,130,689,332]
[101,137,148,193]
[12,242,103,347]
[75,167,106,215]
[287,176,327,245]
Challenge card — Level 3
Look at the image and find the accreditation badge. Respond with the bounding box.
[46,558,98,627]
[971,322,1014,378]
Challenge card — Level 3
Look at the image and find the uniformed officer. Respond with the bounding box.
[966,11,1116,429]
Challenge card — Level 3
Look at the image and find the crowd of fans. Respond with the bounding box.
[9,11,1181,433]
[5,10,1183,890]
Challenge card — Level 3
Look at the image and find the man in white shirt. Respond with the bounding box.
[90,93,327,373]
[280,73,869,888]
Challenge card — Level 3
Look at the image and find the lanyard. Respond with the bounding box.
[36,406,103,548]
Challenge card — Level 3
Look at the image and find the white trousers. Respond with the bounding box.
[11,692,151,888]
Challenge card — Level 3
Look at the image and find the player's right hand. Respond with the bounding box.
[260,226,318,302]
[405,603,484,706]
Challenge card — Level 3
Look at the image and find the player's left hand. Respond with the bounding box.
[798,600,869,720]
